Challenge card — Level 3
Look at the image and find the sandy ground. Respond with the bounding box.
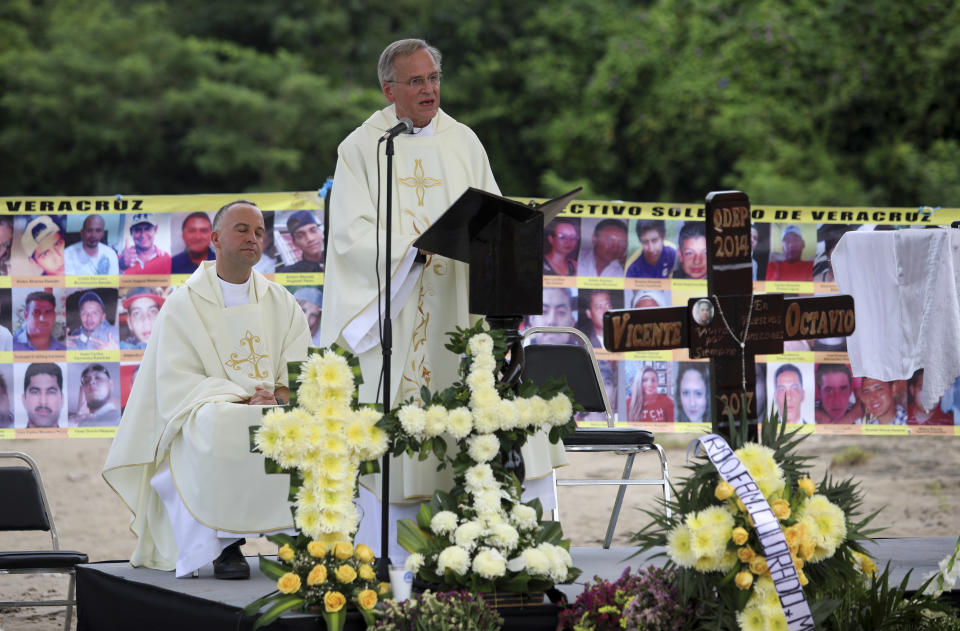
[1,434,958,630]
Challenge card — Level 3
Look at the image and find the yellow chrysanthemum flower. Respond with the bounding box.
[666,524,697,568]
[736,606,766,631]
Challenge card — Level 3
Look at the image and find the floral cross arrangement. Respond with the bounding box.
[381,321,581,594]
[631,413,960,630]
[244,346,390,630]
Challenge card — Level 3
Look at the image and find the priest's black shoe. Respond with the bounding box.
[213,540,250,580]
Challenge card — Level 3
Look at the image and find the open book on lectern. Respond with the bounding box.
[414,187,581,316]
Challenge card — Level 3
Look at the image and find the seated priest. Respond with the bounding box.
[103,200,311,579]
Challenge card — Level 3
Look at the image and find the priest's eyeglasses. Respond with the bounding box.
[391,72,442,89]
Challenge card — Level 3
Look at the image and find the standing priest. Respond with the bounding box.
[320,39,565,560]
[103,200,311,579]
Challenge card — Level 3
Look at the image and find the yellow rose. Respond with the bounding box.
[333,541,354,560]
[798,477,816,497]
[735,570,754,590]
[355,543,375,564]
[356,589,378,610]
[358,564,376,581]
[771,499,791,520]
[800,539,816,560]
[731,526,749,546]
[735,498,747,514]
[307,541,327,558]
[737,545,755,563]
[784,523,805,550]
[278,544,295,563]
[378,581,391,595]
[277,572,301,594]
[749,555,768,576]
[714,480,735,501]
[307,564,328,586]
[791,552,804,570]
[797,568,809,586]
[335,564,357,584]
[324,591,347,613]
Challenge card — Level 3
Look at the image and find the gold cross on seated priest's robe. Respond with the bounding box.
[399,159,442,206]
[226,330,270,379]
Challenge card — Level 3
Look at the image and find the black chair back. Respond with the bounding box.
[0,466,50,531]
[521,344,606,413]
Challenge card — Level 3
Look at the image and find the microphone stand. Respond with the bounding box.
[378,132,396,580]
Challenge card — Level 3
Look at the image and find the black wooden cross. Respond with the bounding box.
[603,190,856,440]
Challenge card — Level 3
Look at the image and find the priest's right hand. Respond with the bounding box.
[246,385,278,405]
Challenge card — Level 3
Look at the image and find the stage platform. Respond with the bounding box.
[76,538,957,630]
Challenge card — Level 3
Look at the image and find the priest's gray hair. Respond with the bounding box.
[377,39,442,88]
[212,199,259,232]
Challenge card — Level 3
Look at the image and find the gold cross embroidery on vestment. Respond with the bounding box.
[398,159,442,206]
[226,330,270,379]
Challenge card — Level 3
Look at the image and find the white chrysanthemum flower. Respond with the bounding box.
[397,405,427,435]
[437,545,471,575]
[467,370,496,392]
[473,489,504,515]
[521,548,551,576]
[487,523,520,552]
[447,407,473,439]
[528,396,551,425]
[471,354,496,375]
[479,511,505,527]
[467,434,500,463]
[497,398,520,431]
[472,547,507,579]
[511,504,538,530]
[404,553,425,573]
[468,333,494,356]
[472,407,500,434]
[547,394,573,426]
[453,521,484,550]
[359,423,389,461]
[464,463,497,493]
[471,387,500,411]
[430,510,459,536]
[423,405,448,438]
[302,352,354,394]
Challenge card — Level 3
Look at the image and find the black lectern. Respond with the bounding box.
[414,187,580,316]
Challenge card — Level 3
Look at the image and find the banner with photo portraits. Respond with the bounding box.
[0,192,325,439]
[528,200,960,437]
[2,193,958,439]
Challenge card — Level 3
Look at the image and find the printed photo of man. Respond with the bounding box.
[121,213,172,275]
[814,364,862,424]
[19,215,66,276]
[68,362,121,427]
[0,367,13,428]
[171,212,216,274]
[577,218,627,278]
[119,287,165,350]
[857,377,908,425]
[17,362,66,428]
[64,214,120,275]
[292,287,323,346]
[673,222,707,280]
[0,289,12,351]
[12,290,65,351]
[277,211,324,273]
[0,216,13,275]
[769,362,813,424]
[626,220,676,279]
[577,288,623,349]
[765,224,814,281]
[66,289,118,350]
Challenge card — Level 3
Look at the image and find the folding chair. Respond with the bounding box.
[521,326,670,548]
[0,451,89,631]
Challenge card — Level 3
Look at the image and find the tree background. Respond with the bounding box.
[2,0,958,206]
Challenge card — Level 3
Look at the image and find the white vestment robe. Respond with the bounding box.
[321,105,566,509]
[832,228,960,410]
[103,262,311,571]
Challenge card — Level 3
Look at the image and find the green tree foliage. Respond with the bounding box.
[1,0,958,205]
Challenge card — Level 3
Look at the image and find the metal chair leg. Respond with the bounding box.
[64,570,75,631]
[603,452,636,548]
[652,443,672,518]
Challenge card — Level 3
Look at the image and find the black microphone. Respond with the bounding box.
[381,117,414,140]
